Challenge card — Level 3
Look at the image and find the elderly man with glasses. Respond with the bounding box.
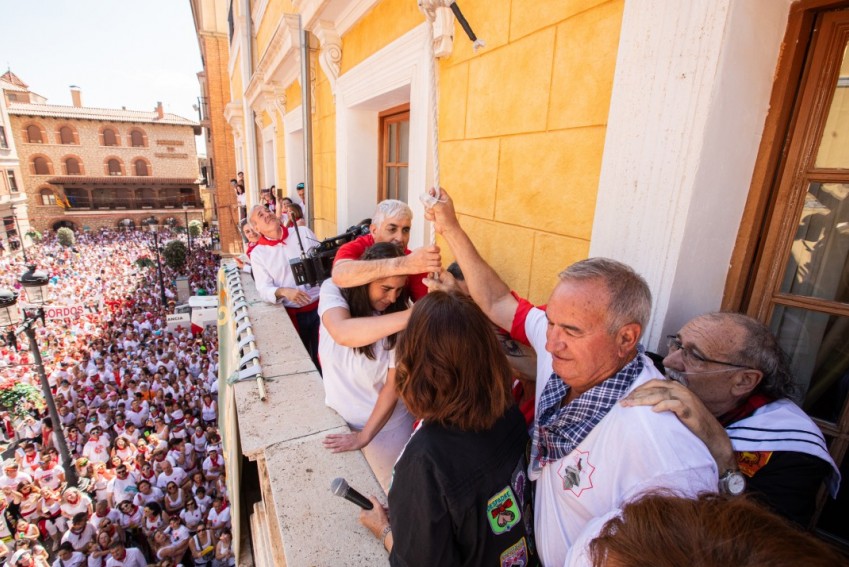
[622,312,840,526]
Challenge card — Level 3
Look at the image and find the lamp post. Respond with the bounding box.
[148,224,168,309]
[9,204,28,263]
[0,269,78,487]
[182,204,192,252]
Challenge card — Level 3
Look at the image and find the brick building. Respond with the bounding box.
[2,76,202,234]
[190,0,240,255]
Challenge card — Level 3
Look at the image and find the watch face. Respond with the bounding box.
[727,472,746,495]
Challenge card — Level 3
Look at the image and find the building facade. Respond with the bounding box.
[218,0,849,550]
[3,79,202,234]
[0,71,32,253]
[190,0,241,254]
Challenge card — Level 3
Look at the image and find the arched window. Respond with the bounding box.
[130,129,146,147]
[26,125,43,143]
[134,159,149,176]
[40,189,56,206]
[102,128,118,146]
[59,126,75,144]
[65,157,81,175]
[33,156,51,175]
[107,158,122,176]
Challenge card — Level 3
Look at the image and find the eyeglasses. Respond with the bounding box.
[666,336,749,369]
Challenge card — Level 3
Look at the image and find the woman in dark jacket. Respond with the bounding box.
[360,291,538,566]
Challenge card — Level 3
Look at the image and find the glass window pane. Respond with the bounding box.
[388,123,397,162]
[779,182,849,303]
[386,166,396,199]
[815,41,849,168]
[769,304,849,422]
[399,119,410,163]
[398,166,408,203]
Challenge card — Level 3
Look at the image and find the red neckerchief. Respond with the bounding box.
[246,241,258,258]
[256,224,290,247]
[210,454,219,466]
[718,393,774,426]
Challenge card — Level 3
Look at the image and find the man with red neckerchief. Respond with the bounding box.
[105,540,146,567]
[331,199,440,301]
[248,204,321,368]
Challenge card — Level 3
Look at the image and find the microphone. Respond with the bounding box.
[330,477,374,510]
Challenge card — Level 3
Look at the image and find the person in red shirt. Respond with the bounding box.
[332,200,441,301]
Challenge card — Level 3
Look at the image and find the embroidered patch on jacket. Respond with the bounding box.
[557,449,595,497]
[736,450,773,477]
[500,537,528,567]
[487,486,521,535]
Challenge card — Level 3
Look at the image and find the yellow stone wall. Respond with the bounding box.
[312,51,336,239]
[340,0,422,74]
[436,0,624,304]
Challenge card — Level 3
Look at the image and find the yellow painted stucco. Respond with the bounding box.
[340,0,423,75]
[229,0,624,304]
[255,1,292,56]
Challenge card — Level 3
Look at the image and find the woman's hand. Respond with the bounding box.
[322,431,368,453]
[359,495,390,538]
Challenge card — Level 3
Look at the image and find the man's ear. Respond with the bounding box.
[732,369,763,397]
[616,323,641,357]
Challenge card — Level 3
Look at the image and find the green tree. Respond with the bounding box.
[189,220,202,238]
[25,229,43,243]
[163,239,187,272]
[56,227,75,247]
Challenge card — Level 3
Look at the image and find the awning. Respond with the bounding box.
[47,176,199,186]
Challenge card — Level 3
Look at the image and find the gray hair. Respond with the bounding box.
[701,312,796,399]
[247,204,265,224]
[372,199,412,227]
[558,258,652,337]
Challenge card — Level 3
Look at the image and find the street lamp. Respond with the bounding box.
[10,204,28,263]
[0,271,78,487]
[147,223,168,309]
[182,204,192,252]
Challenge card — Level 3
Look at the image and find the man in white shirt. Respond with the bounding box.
[427,189,717,566]
[52,542,86,567]
[248,204,321,367]
[106,541,147,567]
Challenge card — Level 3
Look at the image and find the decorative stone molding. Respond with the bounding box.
[417,0,455,57]
[314,21,342,94]
[223,102,244,141]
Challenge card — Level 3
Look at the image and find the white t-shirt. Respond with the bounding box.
[520,307,718,567]
[317,280,410,430]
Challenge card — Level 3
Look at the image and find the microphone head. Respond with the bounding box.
[330,477,349,496]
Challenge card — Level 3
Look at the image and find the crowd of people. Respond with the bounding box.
[240,187,844,566]
[0,227,233,567]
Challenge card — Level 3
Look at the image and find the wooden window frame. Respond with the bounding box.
[724,0,849,537]
[40,189,56,206]
[25,123,44,144]
[377,103,410,202]
[101,127,119,147]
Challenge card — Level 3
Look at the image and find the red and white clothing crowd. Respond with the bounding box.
[0,229,234,567]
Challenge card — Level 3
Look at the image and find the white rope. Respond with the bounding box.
[425,15,440,247]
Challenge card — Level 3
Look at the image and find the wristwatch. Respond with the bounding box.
[719,469,747,496]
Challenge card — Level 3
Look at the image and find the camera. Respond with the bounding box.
[289,223,370,287]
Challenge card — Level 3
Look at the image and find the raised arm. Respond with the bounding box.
[321,307,410,348]
[425,188,518,332]
[332,246,441,288]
